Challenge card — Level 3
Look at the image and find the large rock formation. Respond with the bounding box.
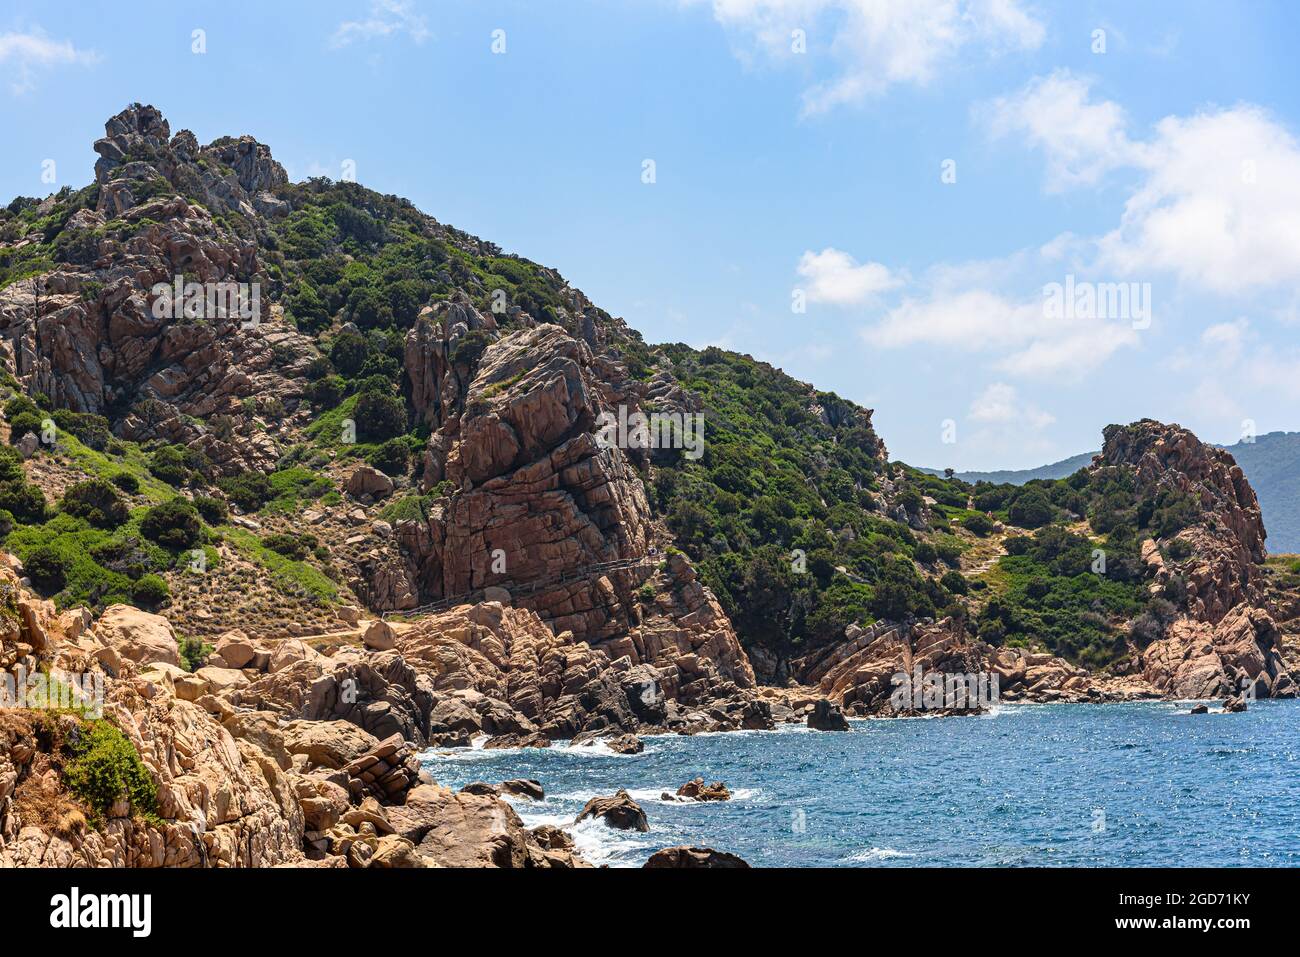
[0,104,316,475]
[794,617,1150,715]
[0,564,590,869]
[391,600,764,741]
[380,316,757,709]
[1100,421,1294,699]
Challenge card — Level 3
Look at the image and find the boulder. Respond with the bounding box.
[807,699,851,732]
[363,619,397,652]
[283,720,380,770]
[193,666,250,695]
[388,784,536,868]
[499,779,545,801]
[675,777,731,802]
[93,604,180,666]
[346,466,394,500]
[643,846,749,868]
[575,789,649,832]
[214,631,257,669]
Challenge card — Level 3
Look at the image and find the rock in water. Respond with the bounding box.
[676,777,731,801]
[807,699,851,731]
[500,779,545,800]
[643,846,750,868]
[575,789,649,831]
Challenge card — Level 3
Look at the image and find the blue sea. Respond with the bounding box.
[418,700,1300,867]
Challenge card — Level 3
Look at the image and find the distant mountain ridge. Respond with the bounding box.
[922,431,1300,553]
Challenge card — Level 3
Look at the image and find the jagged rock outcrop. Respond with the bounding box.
[385,319,756,708]
[387,782,588,868]
[1102,420,1267,621]
[396,323,654,631]
[0,562,595,869]
[391,601,765,741]
[0,104,315,475]
[1100,421,1294,699]
[796,617,1149,715]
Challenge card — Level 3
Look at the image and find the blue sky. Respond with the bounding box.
[2,0,1298,470]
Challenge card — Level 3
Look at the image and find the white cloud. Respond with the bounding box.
[866,288,1038,348]
[969,381,1054,429]
[797,247,901,304]
[1097,106,1300,293]
[860,280,1139,382]
[330,0,430,48]
[995,324,1138,380]
[1162,317,1300,437]
[705,0,1044,113]
[985,74,1300,294]
[1200,318,1248,361]
[979,70,1137,190]
[0,29,98,94]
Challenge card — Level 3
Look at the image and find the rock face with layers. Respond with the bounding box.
[397,323,653,629]
[799,618,1146,715]
[385,318,757,705]
[1099,421,1294,699]
[0,104,315,476]
[0,566,591,869]
[393,600,763,741]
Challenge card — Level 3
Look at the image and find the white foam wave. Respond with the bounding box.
[508,810,652,868]
[846,847,917,862]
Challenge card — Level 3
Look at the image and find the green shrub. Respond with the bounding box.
[140,499,202,550]
[329,330,368,376]
[962,512,994,536]
[305,355,334,381]
[7,411,44,445]
[216,472,273,512]
[0,445,24,483]
[110,471,141,494]
[305,374,344,410]
[25,543,69,591]
[60,479,130,529]
[3,394,39,420]
[0,508,13,538]
[178,635,213,672]
[367,436,412,475]
[262,531,317,561]
[192,495,228,525]
[1009,489,1054,529]
[130,573,170,609]
[148,445,198,486]
[940,569,969,594]
[0,479,44,524]
[64,720,158,827]
[51,409,111,451]
[355,390,406,443]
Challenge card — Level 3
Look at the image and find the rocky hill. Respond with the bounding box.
[924,432,1300,554]
[0,105,1296,867]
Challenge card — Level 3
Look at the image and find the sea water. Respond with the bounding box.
[418,700,1300,867]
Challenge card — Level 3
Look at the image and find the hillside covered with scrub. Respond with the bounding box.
[0,105,1296,693]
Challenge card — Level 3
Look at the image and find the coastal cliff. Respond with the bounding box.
[0,105,1296,867]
